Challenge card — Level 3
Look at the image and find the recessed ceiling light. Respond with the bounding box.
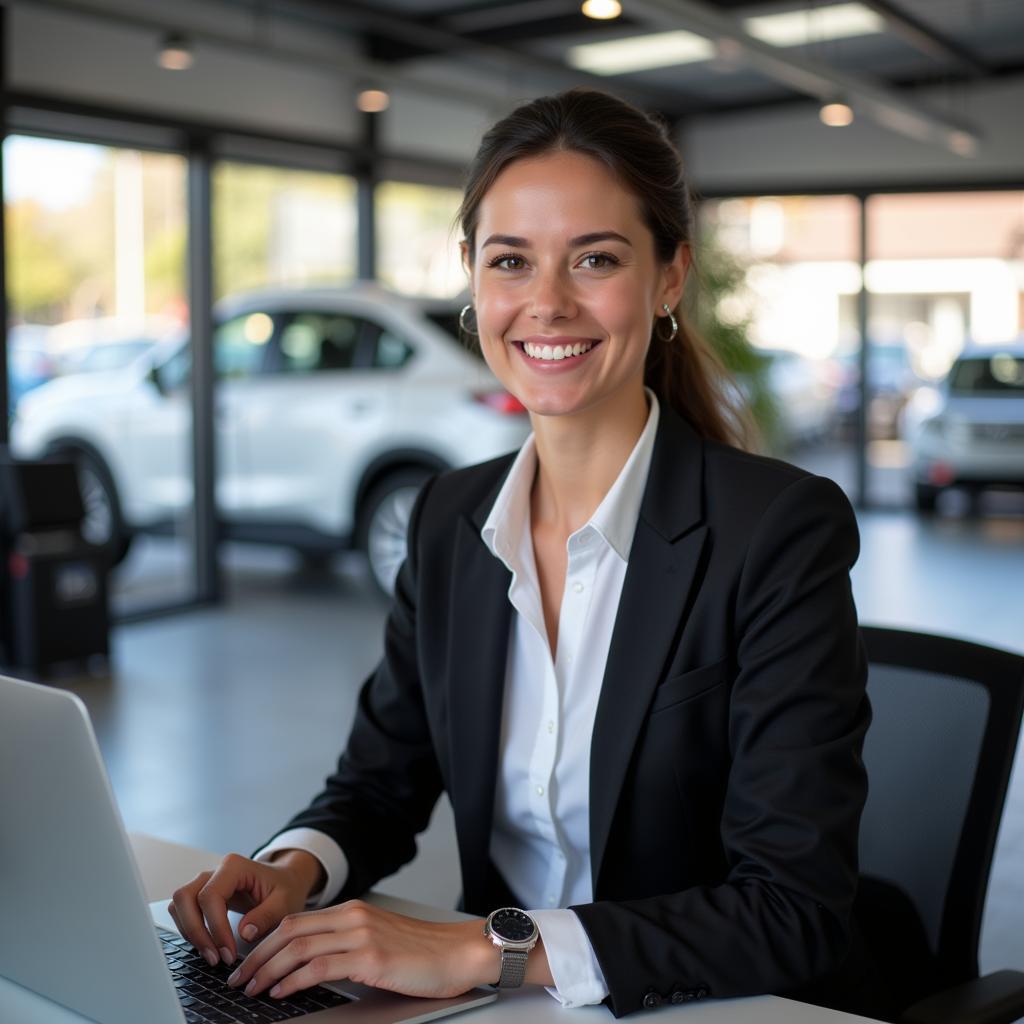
[568,30,715,75]
[357,89,390,113]
[581,0,622,20]
[948,130,977,157]
[158,33,193,71]
[820,101,855,127]
[745,3,884,48]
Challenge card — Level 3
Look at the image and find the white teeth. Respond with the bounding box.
[523,341,595,360]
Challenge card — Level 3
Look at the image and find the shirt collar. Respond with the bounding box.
[481,388,660,566]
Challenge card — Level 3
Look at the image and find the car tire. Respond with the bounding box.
[64,447,133,566]
[359,468,432,597]
[914,483,940,515]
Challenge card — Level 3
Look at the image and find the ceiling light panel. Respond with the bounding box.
[567,30,715,74]
[744,3,885,47]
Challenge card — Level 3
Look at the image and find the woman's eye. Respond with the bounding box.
[580,252,616,270]
[490,253,525,271]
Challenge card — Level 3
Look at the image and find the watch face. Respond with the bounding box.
[490,908,536,943]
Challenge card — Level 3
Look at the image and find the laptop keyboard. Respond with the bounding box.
[157,927,354,1023]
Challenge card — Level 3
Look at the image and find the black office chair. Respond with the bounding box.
[857,626,1024,1024]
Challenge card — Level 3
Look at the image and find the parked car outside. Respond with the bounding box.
[10,285,531,594]
[756,347,837,447]
[7,324,56,416]
[830,342,925,440]
[904,340,1024,512]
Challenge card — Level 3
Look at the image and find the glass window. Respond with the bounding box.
[951,354,1024,394]
[3,134,192,615]
[276,312,364,373]
[213,162,357,298]
[215,312,274,378]
[866,191,1024,508]
[372,329,413,370]
[699,195,861,500]
[376,181,464,297]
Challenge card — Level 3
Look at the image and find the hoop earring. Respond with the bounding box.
[459,303,478,336]
[656,303,678,343]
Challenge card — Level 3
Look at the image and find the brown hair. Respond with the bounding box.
[457,87,756,450]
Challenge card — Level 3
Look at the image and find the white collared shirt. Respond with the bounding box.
[260,391,661,1008]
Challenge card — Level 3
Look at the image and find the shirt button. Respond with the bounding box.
[547,720,554,733]
[548,897,556,905]
[536,785,544,796]
[572,582,584,594]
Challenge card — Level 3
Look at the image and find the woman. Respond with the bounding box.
[170,88,873,1018]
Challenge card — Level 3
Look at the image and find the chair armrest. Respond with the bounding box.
[900,970,1024,1024]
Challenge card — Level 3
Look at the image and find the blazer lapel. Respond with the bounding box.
[446,474,515,910]
[589,409,709,893]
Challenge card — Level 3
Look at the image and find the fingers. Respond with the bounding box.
[169,853,269,967]
[236,930,354,999]
[168,871,220,967]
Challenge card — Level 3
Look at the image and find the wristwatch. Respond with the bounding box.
[483,907,539,989]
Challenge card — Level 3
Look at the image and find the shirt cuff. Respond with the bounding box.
[252,828,348,909]
[529,909,609,1007]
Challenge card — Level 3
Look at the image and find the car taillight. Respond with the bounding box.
[474,390,528,415]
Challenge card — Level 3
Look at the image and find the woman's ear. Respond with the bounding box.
[660,243,691,311]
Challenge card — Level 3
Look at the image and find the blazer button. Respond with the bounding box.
[670,991,688,1004]
[642,991,663,1008]
[696,987,709,999]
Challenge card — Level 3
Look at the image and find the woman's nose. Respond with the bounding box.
[528,268,577,324]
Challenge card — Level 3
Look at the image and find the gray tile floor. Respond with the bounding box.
[52,510,1024,979]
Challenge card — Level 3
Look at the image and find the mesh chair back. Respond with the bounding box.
[858,627,1024,984]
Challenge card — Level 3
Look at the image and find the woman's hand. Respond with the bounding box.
[225,900,499,1001]
[168,850,324,967]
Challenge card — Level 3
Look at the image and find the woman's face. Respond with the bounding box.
[464,149,687,421]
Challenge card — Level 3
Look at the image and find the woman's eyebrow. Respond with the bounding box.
[480,231,632,248]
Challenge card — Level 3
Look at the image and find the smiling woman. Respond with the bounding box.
[169,89,882,1021]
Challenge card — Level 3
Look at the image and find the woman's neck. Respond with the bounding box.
[529,383,650,538]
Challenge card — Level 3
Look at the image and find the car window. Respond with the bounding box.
[425,310,485,363]
[276,313,364,373]
[215,312,274,379]
[950,354,1024,394]
[372,329,413,369]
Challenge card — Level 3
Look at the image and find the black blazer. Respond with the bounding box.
[271,405,873,1017]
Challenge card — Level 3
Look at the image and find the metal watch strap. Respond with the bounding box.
[497,947,530,989]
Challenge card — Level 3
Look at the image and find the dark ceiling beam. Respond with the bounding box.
[858,0,989,76]
[281,0,678,111]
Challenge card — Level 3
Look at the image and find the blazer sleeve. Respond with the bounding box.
[572,474,871,1017]
[260,474,445,901]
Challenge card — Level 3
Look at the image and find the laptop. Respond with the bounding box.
[0,673,497,1024]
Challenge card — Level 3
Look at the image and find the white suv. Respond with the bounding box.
[10,286,530,593]
[905,341,1024,512]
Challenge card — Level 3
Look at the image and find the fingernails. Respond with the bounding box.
[220,947,235,966]
[269,985,282,998]
[203,948,219,967]
[244,980,257,997]
[241,924,258,942]
[227,968,241,987]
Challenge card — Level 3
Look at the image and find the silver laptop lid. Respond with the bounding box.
[0,674,183,1024]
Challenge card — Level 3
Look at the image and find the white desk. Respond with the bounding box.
[1,834,885,1024]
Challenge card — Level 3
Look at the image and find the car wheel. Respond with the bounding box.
[914,483,940,515]
[67,448,133,566]
[359,469,431,597]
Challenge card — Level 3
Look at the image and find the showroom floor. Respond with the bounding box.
[56,507,1024,978]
